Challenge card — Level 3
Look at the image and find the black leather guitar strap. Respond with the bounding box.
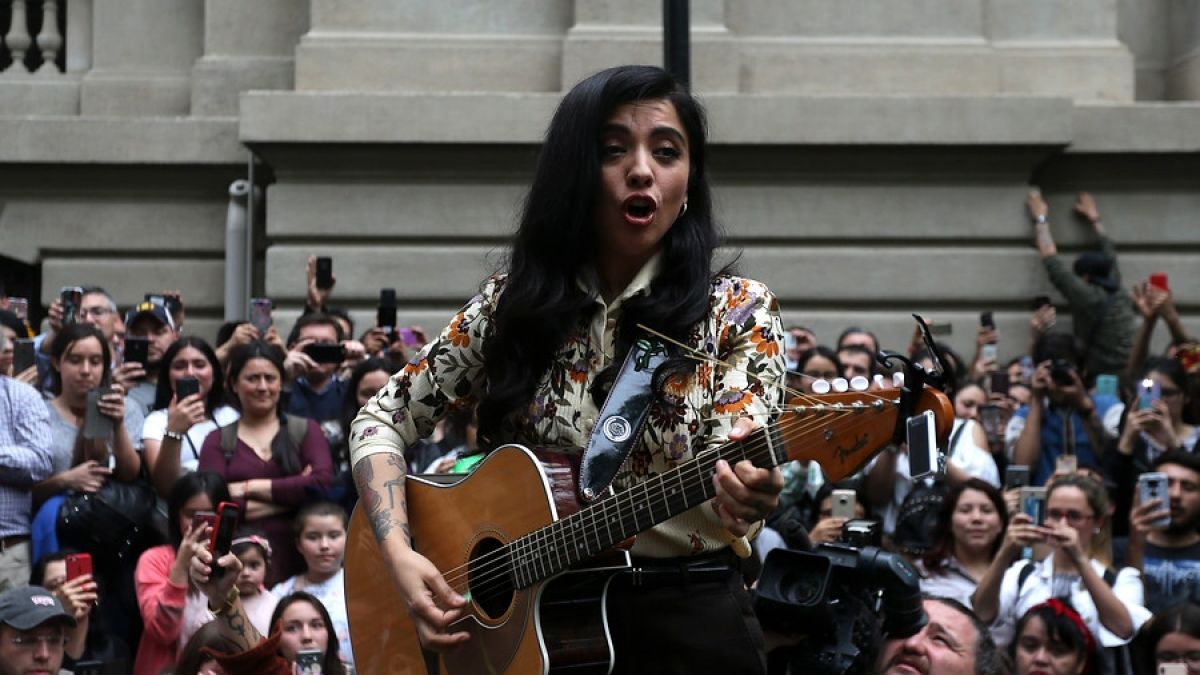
[578,338,669,503]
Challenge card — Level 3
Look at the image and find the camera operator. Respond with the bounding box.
[1008,334,1115,486]
[873,596,1005,675]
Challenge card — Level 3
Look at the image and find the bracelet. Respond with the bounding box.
[208,586,239,616]
[163,430,184,442]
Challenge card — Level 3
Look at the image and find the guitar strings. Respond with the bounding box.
[435,401,895,600]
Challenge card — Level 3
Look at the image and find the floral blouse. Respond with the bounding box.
[351,254,786,557]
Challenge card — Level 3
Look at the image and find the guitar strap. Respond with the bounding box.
[578,338,669,503]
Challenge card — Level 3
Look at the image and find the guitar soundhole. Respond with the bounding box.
[468,537,514,620]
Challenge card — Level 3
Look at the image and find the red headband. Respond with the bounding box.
[1029,598,1095,667]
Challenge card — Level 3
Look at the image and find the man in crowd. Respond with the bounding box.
[874,597,1005,675]
[785,325,817,370]
[1007,333,1115,485]
[0,585,76,675]
[122,301,179,415]
[0,331,54,592]
[32,286,121,393]
[838,344,876,382]
[838,326,880,357]
[1026,190,1134,379]
[1128,449,1200,613]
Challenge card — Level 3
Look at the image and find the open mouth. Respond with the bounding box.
[622,195,657,225]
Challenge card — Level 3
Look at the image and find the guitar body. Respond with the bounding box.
[346,444,626,675]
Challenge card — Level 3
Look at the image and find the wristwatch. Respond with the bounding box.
[209,586,240,616]
[1034,214,1047,225]
[164,430,185,442]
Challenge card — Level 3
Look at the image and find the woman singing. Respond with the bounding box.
[350,65,786,673]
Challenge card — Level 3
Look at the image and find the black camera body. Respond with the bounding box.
[1050,358,1076,386]
[755,520,927,675]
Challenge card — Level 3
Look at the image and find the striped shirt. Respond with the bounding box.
[0,376,54,538]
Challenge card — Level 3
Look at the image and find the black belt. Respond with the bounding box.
[625,549,740,588]
[0,535,30,552]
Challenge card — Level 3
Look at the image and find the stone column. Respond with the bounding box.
[562,0,736,92]
[294,0,571,92]
[80,0,204,115]
[190,0,308,116]
[1165,0,1200,99]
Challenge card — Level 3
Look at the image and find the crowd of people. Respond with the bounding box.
[0,63,1197,675]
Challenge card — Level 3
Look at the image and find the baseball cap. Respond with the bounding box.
[0,586,76,630]
[124,301,176,332]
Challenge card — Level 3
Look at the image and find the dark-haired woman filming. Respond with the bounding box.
[351,65,785,672]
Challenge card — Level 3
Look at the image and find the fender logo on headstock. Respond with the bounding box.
[835,433,870,465]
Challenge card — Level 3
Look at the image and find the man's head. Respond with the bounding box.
[875,597,1004,675]
[1153,450,1200,534]
[1072,252,1117,292]
[125,301,178,369]
[838,326,879,356]
[287,314,346,386]
[786,325,817,366]
[78,287,118,341]
[838,344,875,381]
[0,585,76,675]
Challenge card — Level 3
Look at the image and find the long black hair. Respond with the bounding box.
[166,471,229,548]
[49,323,111,396]
[152,336,224,414]
[226,340,287,417]
[476,64,723,447]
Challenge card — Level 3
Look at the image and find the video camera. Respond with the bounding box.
[755,520,927,675]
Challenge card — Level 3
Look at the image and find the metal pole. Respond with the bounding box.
[663,0,690,88]
[224,178,250,323]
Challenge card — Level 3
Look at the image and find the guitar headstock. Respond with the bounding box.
[776,386,953,481]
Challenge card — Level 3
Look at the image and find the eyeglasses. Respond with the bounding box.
[79,307,113,318]
[1157,651,1200,666]
[1045,509,1094,525]
[9,632,67,649]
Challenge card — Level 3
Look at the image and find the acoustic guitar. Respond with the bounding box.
[345,386,952,674]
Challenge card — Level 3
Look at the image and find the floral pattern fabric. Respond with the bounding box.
[351,258,786,557]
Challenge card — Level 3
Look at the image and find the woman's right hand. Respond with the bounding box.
[166,393,207,436]
[174,522,212,581]
[1130,496,1169,539]
[393,548,469,651]
[54,574,98,621]
[61,460,112,493]
[808,517,847,545]
[1000,512,1046,558]
[189,533,241,608]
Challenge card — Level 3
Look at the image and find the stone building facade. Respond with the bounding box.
[1,0,1197,361]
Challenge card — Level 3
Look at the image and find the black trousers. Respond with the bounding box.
[606,551,768,675]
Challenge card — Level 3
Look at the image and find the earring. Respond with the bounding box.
[679,201,688,218]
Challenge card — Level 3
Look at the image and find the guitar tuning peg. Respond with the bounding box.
[811,379,831,394]
[892,372,905,388]
[832,377,849,393]
[873,374,885,389]
[850,376,869,391]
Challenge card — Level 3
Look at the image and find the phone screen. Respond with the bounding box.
[124,336,150,366]
[13,339,36,375]
[250,298,273,334]
[8,297,28,321]
[906,410,939,480]
[316,257,333,290]
[1005,465,1030,489]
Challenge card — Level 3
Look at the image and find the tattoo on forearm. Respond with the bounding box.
[359,455,412,546]
[1036,227,1055,251]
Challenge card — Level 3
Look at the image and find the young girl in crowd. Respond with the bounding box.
[973,474,1151,673]
[1011,599,1096,675]
[271,502,353,669]
[133,471,229,675]
[142,336,239,498]
[1136,602,1200,675]
[919,478,1008,608]
[231,527,278,636]
[269,592,347,675]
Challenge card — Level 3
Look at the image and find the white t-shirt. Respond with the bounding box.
[141,405,240,473]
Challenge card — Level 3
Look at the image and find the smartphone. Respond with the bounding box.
[8,297,28,321]
[906,410,940,480]
[1161,663,1188,675]
[928,323,953,337]
[83,385,116,440]
[123,336,150,367]
[209,501,242,578]
[1149,272,1169,292]
[831,489,857,519]
[980,311,995,330]
[303,342,347,365]
[979,404,1008,443]
[1019,486,1046,526]
[1056,454,1077,474]
[377,288,397,334]
[990,371,1010,397]
[315,256,333,290]
[65,552,92,582]
[1139,378,1162,411]
[398,327,422,348]
[191,510,217,536]
[13,338,36,375]
[981,343,998,363]
[295,649,323,675]
[250,298,273,335]
[60,286,83,326]
[1005,465,1030,489]
[144,293,166,307]
[175,376,200,401]
[1139,472,1171,529]
[1032,295,1052,310]
[1094,373,1119,398]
